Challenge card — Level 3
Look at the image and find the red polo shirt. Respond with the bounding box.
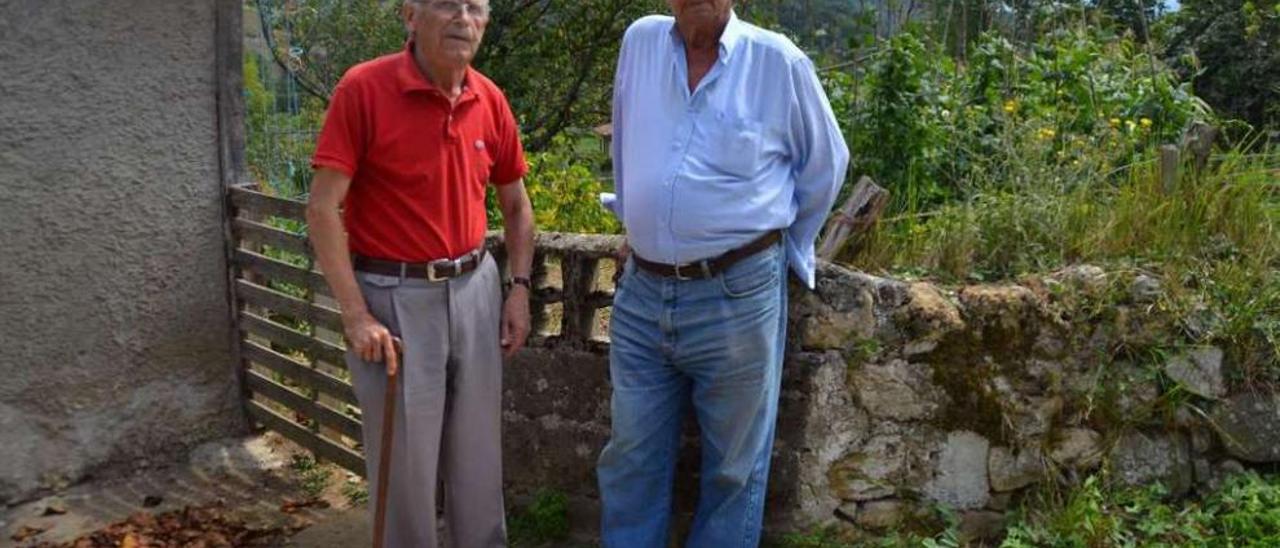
[312,44,528,262]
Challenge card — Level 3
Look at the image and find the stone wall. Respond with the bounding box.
[0,1,243,504]
[503,259,1278,540]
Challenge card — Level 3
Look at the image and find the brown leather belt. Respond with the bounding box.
[354,248,485,281]
[632,231,781,280]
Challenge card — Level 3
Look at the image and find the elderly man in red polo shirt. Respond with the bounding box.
[305,0,533,546]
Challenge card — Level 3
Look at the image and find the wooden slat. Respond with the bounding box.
[233,218,310,256]
[247,401,365,476]
[242,339,357,406]
[235,279,344,333]
[229,185,308,222]
[234,249,329,295]
[245,370,362,441]
[240,311,347,367]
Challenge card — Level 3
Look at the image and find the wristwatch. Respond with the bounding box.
[507,276,532,291]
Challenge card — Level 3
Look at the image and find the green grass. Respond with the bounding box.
[289,453,332,498]
[766,527,962,547]
[767,526,854,547]
[341,479,368,506]
[849,144,1280,386]
[855,148,1278,281]
[771,472,1280,547]
[1003,472,1280,547]
[507,489,571,547]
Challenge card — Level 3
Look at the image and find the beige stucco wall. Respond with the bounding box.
[0,0,244,503]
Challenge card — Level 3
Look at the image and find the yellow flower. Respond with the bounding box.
[1038,128,1057,140]
[1126,120,1138,132]
[1003,100,1017,114]
[1140,118,1153,128]
[1109,118,1122,128]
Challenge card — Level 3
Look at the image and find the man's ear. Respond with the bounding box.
[401,2,416,34]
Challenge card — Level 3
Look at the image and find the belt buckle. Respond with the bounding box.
[672,262,700,281]
[427,258,458,282]
[672,264,688,281]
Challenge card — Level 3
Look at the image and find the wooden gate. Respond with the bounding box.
[225,184,622,477]
[226,185,365,474]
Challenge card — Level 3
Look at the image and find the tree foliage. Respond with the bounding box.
[256,0,662,151]
[1163,0,1280,132]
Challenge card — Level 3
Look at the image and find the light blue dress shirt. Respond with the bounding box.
[609,12,850,288]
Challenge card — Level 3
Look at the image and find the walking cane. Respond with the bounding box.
[373,339,401,548]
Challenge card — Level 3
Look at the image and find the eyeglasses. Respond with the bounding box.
[425,0,490,19]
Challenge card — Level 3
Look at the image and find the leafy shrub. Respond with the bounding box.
[244,53,324,196]
[830,25,1211,214]
[489,134,620,234]
[1005,472,1280,546]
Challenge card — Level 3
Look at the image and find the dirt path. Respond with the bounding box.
[2,434,366,547]
[3,432,607,547]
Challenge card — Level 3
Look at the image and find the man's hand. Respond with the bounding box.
[500,287,531,358]
[613,240,632,285]
[344,311,401,376]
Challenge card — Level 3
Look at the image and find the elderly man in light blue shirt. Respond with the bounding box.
[597,1,850,546]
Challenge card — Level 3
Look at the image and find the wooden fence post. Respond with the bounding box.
[1159,144,1180,195]
[1181,121,1218,174]
[817,176,890,261]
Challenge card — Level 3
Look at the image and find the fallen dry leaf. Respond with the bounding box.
[279,498,329,514]
[125,512,156,530]
[27,503,290,548]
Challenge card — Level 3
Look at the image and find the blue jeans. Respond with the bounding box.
[598,241,788,548]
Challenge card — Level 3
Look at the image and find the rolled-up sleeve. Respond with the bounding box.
[785,57,850,288]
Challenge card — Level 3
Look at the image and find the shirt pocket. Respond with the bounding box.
[470,137,494,185]
[704,114,763,179]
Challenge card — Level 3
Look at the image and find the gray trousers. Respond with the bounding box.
[347,254,507,548]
